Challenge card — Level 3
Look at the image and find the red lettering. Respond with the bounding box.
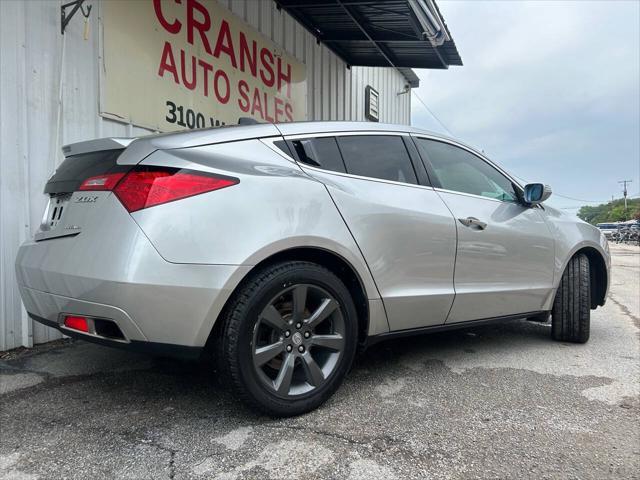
[263,92,275,122]
[214,70,230,104]
[274,97,284,123]
[153,0,182,34]
[180,49,197,90]
[277,58,292,99]
[285,103,293,122]
[251,88,264,119]
[213,20,237,68]
[158,42,179,84]
[237,80,250,112]
[198,59,213,96]
[187,0,213,55]
[239,32,257,77]
[259,48,274,87]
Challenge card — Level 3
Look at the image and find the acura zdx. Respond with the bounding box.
[16,122,610,416]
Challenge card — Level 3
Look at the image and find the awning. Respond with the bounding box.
[275,0,462,88]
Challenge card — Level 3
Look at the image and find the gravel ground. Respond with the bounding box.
[1,244,638,479]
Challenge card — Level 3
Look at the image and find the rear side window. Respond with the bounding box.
[272,140,293,157]
[291,137,346,173]
[336,135,417,184]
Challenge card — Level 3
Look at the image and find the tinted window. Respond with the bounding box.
[337,136,417,184]
[273,140,292,157]
[291,137,346,173]
[416,139,518,202]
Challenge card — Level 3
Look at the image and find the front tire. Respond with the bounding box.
[551,253,591,343]
[218,261,358,417]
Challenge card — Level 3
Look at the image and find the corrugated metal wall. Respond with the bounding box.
[0,0,411,351]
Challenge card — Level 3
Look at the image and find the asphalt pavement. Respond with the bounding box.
[1,244,638,479]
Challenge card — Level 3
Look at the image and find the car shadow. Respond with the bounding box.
[1,319,554,423]
[356,319,553,370]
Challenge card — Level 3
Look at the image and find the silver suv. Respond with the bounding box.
[15,122,610,416]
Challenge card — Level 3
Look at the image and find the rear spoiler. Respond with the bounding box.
[62,137,134,158]
[45,149,131,195]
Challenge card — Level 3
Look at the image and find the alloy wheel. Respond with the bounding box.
[251,284,345,397]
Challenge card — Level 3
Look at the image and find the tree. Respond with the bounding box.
[577,198,640,225]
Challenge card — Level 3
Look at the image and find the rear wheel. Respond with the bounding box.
[218,261,358,416]
[551,253,591,343]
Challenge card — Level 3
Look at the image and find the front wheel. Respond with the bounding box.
[218,261,358,417]
[551,253,591,343]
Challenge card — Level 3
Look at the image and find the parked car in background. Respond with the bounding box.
[15,122,610,416]
[609,221,640,245]
[597,222,621,239]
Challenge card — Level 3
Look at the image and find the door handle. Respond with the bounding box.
[458,217,487,230]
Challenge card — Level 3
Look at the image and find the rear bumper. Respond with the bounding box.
[19,285,147,341]
[15,195,250,349]
[28,313,204,359]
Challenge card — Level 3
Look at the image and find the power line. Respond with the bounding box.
[619,180,633,193]
[411,90,454,137]
[409,94,633,206]
[619,179,633,211]
[509,173,610,203]
[551,193,613,204]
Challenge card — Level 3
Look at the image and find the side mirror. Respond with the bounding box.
[523,183,552,205]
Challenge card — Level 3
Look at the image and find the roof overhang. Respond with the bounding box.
[275,0,462,88]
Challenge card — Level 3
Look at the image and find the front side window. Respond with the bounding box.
[291,137,346,173]
[416,139,518,202]
[337,135,418,184]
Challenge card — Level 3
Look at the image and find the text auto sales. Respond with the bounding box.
[154,0,295,122]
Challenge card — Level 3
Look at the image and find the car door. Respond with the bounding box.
[285,132,457,331]
[413,136,556,323]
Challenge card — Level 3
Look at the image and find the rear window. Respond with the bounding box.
[336,135,417,184]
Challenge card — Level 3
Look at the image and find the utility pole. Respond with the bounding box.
[619,180,633,219]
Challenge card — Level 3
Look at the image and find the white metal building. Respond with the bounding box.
[0,0,461,351]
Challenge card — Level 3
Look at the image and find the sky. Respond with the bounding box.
[411,0,640,213]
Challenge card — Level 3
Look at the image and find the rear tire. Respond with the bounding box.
[551,253,591,343]
[217,261,358,417]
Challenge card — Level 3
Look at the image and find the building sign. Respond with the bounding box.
[100,0,307,131]
[364,85,379,122]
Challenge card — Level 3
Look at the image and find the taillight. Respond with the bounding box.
[79,172,127,191]
[114,168,238,212]
[77,167,238,212]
